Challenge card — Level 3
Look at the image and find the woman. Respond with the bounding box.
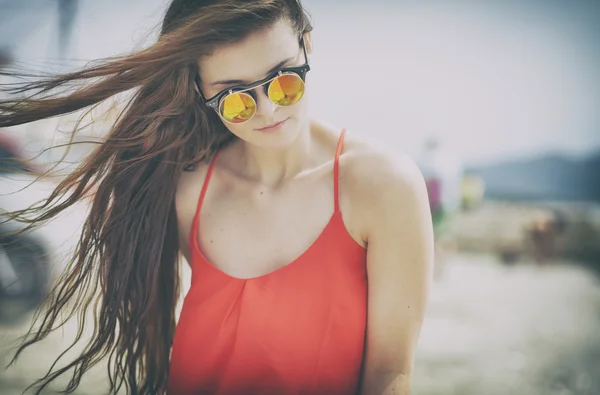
[1,0,434,394]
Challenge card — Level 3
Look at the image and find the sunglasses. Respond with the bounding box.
[199,39,310,124]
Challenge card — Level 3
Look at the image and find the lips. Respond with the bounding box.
[257,118,287,131]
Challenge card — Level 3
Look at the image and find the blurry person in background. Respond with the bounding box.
[525,208,568,266]
[418,137,463,280]
[0,1,434,394]
[57,0,78,59]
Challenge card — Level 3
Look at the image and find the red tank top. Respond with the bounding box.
[168,130,368,395]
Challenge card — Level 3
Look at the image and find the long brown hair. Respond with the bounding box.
[0,1,312,393]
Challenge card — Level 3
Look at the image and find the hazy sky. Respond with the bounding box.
[7,0,600,165]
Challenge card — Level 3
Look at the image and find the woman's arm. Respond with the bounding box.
[353,152,434,395]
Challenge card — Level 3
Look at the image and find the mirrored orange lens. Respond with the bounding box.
[220,92,256,123]
[268,74,305,106]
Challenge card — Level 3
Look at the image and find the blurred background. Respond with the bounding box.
[1,0,599,394]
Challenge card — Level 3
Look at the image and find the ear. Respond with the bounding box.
[303,31,313,55]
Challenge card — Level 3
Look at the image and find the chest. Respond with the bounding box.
[178,161,361,279]
[204,180,335,276]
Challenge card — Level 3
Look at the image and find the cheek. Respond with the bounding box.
[222,121,252,139]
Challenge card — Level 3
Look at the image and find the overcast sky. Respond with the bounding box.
[5,0,600,165]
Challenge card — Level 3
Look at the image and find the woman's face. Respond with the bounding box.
[198,20,312,150]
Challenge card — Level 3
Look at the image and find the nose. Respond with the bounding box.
[252,86,277,118]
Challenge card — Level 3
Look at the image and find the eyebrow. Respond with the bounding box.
[210,56,296,87]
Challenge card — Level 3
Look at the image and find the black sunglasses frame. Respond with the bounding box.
[197,39,310,113]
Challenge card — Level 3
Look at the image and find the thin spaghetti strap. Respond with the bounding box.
[190,151,220,246]
[334,128,346,213]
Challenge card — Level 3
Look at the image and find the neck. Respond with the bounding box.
[230,120,313,186]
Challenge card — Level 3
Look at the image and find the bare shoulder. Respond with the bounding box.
[339,133,427,205]
[337,132,430,241]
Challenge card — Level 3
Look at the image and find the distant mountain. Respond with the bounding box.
[466,152,600,202]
